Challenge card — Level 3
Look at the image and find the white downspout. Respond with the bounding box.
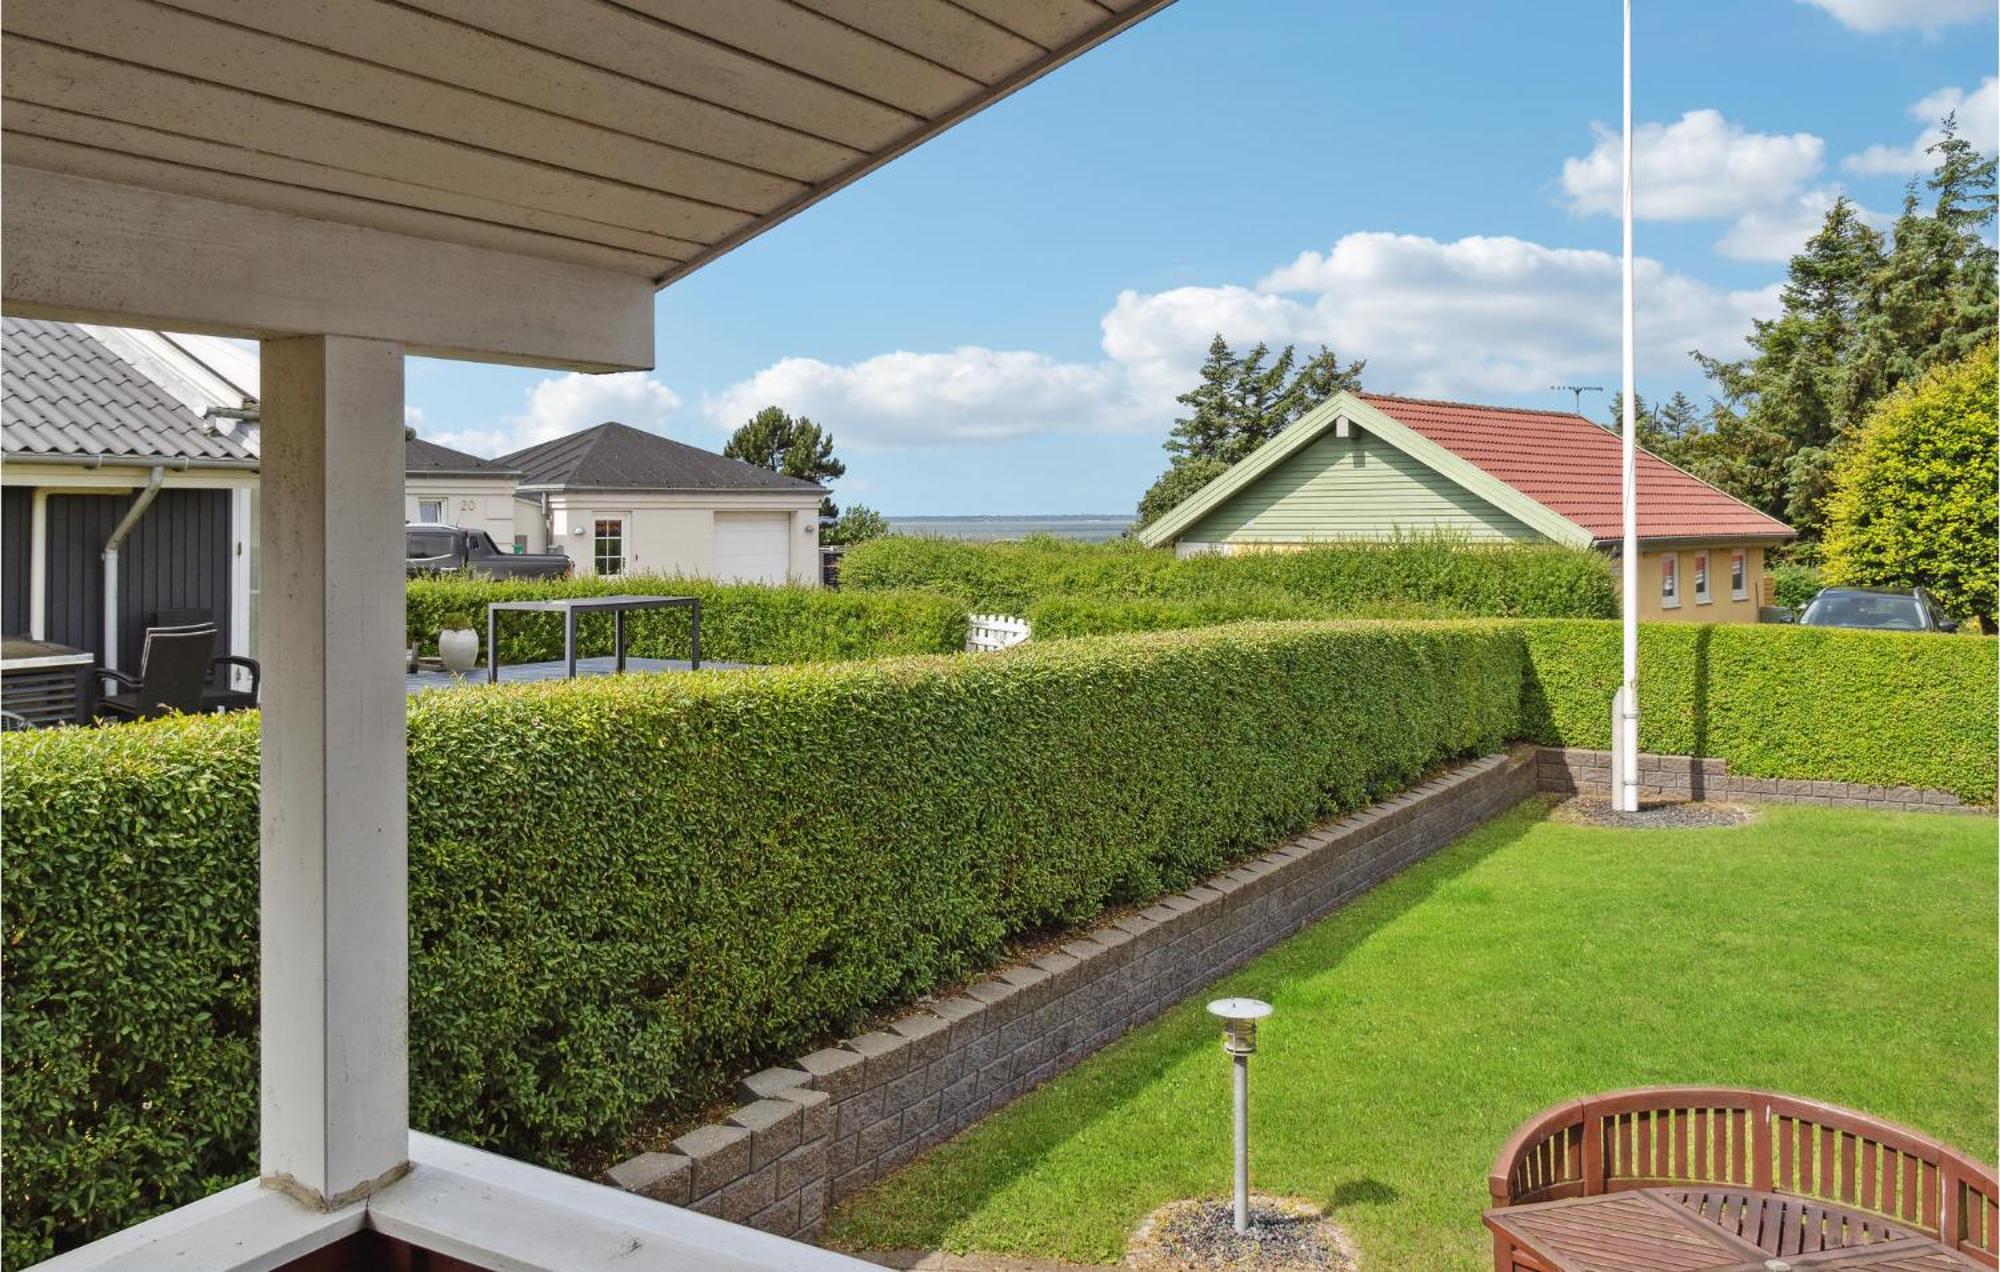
[1613,0,1641,813]
[102,465,166,672]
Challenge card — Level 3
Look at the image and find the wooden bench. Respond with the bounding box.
[1488,1087,1998,1269]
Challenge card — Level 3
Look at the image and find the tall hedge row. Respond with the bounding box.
[1517,620,1997,802]
[406,575,967,665]
[1,621,1524,1264]
[838,535,1618,619]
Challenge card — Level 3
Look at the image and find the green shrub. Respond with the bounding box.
[1823,343,1998,628]
[1766,561,1823,611]
[407,575,966,665]
[840,535,1617,619]
[2,621,1524,1262]
[1024,595,1449,638]
[1517,620,1997,802]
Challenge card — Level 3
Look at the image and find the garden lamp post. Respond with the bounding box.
[1207,997,1272,1234]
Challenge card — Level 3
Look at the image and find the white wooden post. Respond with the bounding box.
[258,336,410,1206]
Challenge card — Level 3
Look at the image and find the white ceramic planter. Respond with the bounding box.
[438,628,479,675]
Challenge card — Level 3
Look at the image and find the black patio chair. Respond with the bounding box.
[97,623,218,720]
[150,608,262,712]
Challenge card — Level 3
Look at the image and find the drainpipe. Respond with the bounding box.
[102,466,166,672]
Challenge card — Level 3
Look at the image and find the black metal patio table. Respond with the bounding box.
[485,595,700,684]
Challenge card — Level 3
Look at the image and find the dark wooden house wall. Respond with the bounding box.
[2,487,29,635]
[44,488,233,668]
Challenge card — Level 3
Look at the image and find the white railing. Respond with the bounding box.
[966,613,1031,653]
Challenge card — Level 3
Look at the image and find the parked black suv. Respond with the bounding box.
[1796,586,1958,633]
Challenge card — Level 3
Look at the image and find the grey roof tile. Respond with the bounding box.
[2,317,258,463]
[499,420,823,494]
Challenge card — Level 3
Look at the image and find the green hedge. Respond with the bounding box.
[839,535,1618,619]
[7,616,1990,1261]
[1,621,1524,1264]
[1518,620,1997,802]
[407,575,967,665]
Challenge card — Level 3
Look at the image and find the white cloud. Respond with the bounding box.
[1245,233,1777,397]
[1843,77,1998,175]
[1714,188,1887,261]
[1559,110,1825,220]
[1800,0,1992,33]
[505,371,681,452]
[413,370,683,459]
[705,349,1130,447]
[704,232,1778,447]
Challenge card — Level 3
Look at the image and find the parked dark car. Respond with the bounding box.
[405,524,572,579]
[1796,586,1958,633]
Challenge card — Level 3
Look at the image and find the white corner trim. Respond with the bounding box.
[31,1133,877,1272]
[377,1134,875,1272]
[24,1180,365,1272]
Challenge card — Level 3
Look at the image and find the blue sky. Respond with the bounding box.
[408,0,1996,516]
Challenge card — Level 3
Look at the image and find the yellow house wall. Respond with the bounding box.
[1632,544,1769,623]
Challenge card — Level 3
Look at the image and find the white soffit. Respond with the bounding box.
[1,0,1179,288]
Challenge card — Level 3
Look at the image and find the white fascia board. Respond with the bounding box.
[80,326,258,419]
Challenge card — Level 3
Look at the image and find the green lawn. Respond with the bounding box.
[826,799,1997,1269]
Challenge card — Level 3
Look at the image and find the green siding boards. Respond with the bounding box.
[1184,432,1542,545]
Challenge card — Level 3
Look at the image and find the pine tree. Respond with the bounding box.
[1138,335,1365,526]
[1692,114,1996,542]
[724,405,847,519]
[1163,336,1246,464]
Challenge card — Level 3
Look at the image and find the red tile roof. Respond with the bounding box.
[1359,393,1794,543]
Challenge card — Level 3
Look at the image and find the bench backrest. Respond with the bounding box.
[1490,1086,1998,1266]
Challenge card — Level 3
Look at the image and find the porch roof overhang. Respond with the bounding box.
[3,0,1177,370]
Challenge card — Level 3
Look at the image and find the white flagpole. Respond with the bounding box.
[1614,0,1641,812]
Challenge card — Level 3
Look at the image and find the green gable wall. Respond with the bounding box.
[1183,431,1544,545]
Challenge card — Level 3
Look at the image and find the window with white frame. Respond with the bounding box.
[1660,553,1680,608]
[593,518,625,576]
[1693,551,1711,604]
[417,497,445,523]
[1730,550,1748,600]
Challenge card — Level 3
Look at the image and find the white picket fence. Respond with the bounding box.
[966,613,1031,653]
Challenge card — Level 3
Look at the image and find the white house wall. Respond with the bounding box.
[544,493,820,585]
[404,475,517,545]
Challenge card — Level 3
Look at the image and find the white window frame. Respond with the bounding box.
[1693,551,1711,605]
[592,516,625,576]
[1660,552,1680,608]
[417,497,445,523]
[1730,549,1748,601]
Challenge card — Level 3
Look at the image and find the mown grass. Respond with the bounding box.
[826,800,1997,1269]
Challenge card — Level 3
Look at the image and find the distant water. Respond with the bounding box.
[887,515,1133,543]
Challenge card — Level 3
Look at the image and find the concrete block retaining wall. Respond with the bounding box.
[604,745,1539,1239]
[1535,747,1973,812]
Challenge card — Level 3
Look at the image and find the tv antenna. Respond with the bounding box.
[1550,384,1605,416]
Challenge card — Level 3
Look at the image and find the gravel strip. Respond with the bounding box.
[1551,797,1759,829]
[1125,1196,1358,1270]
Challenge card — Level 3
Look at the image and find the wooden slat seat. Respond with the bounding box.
[1488,1088,2000,1271]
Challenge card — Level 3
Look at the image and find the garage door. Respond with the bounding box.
[711,511,792,584]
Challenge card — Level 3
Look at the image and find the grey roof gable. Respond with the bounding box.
[2,317,258,464]
[406,434,519,476]
[499,420,823,494]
